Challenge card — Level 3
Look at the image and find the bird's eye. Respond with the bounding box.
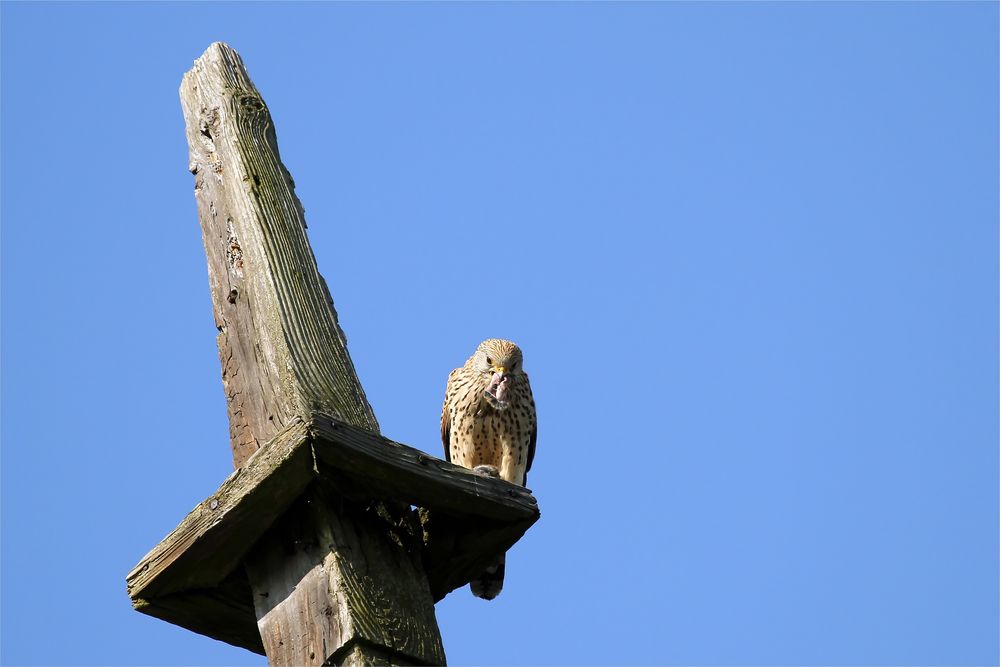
[486,357,493,365]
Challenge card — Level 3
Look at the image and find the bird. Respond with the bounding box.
[440,338,537,599]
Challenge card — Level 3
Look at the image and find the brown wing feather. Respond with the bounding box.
[441,407,451,463]
[440,369,457,463]
[527,420,537,473]
[523,372,537,485]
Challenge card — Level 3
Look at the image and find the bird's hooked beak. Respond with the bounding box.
[492,365,507,379]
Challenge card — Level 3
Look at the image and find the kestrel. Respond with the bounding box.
[441,338,537,599]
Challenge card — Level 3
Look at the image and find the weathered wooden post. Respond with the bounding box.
[127,42,540,666]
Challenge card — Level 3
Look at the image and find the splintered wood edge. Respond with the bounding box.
[126,420,314,600]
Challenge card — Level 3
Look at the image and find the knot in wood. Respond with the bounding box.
[238,95,264,112]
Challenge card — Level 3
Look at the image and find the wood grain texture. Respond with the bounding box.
[126,420,313,600]
[312,414,540,522]
[333,643,399,666]
[126,414,538,605]
[126,412,539,623]
[177,42,448,666]
[180,41,378,469]
[129,501,533,656]
[133,569,265,654]
[245,484,446,666]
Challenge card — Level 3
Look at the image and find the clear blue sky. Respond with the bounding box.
[2,2,997,665]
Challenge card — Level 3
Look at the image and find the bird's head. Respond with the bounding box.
[473,338,524,410]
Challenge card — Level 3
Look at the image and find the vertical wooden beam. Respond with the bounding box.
[180,41,378,469]
[179,42,444,665]
[244,484,445,666]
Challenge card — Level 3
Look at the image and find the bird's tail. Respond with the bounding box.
[470,554,505,600]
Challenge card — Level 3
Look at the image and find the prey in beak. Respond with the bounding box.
[484,366,510,410]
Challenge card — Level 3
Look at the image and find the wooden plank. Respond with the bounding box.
[126,420,314,600]
[129,504,535,654]
[311,414,540,523]
[245,483,446,666]
[418,510,538,601]
[133,570,264,655]
[125,413,539,608]
[180,41,379,469]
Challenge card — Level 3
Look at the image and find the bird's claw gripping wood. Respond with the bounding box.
[473,465,501,478]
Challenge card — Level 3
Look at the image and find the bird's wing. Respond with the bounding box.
[441,368,458,463]
[525,372,537,477]
[527,420,537,474]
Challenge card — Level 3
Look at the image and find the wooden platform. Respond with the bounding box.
[126,413,540,655]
